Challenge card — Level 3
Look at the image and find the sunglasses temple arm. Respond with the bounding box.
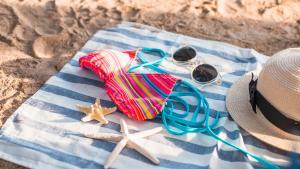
[216,73,222,86]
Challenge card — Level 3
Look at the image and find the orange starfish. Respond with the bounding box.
[76,98,117,125]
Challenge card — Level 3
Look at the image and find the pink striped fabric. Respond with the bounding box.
[79,49,136,82]
[79,49,178,120]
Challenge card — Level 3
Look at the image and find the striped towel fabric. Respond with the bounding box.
[0,22,291,169]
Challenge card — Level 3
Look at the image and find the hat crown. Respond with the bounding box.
[257,48,300,120]
[264,48,300,92]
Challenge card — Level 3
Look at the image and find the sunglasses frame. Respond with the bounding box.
[171,46,222,86]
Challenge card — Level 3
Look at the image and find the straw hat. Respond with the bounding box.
[226,48,300,153]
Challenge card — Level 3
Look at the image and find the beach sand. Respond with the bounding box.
[0,0,300,168]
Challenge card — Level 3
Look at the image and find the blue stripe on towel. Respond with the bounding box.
[25,98,83,120]
[40,84,114,107]
[69,59,80,67]
[84,34,256,65]
[243,135,297,156]
[56,72,104,88]
[103,28,257,63]
[0,135,104,168]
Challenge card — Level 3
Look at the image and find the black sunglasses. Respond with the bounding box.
[172,46,221,85]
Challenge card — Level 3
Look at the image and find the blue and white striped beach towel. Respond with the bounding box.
[0,22,292,169]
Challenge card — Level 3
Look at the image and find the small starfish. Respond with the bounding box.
[76,98,117,125]
[84,119,162,169]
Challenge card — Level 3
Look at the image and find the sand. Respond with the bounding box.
[0,0,300,168]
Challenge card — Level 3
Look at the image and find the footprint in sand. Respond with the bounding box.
[0,3,17,36]
[13,25,37,41]
[32,32,78,81]
[0,15,12,35]
[121,6,140,21]
[0,43,31,63]
[106,8,122,21]
[12,3,62,36]
[32,32,71,58]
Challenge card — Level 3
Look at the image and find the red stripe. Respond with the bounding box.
[147,74,177,95]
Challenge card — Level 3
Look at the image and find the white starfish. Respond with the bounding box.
[84,119,162,169]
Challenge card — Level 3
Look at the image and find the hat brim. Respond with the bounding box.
[226,73,300,153]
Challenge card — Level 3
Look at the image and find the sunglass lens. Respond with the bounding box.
[192,64,218,83]
[173,46,196,62]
